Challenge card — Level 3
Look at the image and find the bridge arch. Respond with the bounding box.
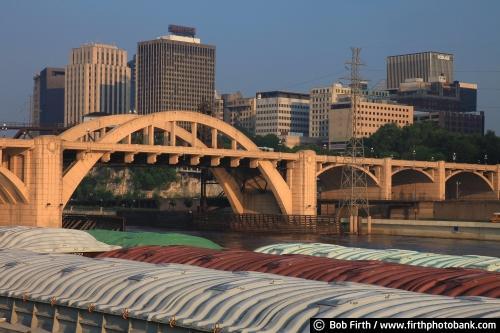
[445,171,495,200]
[392,168,434,182]
[316,164,381,201]
[317,164,380,185]
[0,167,29,204]
[59,114,138,141]
[391,168,435,201]
[60,111,292,214]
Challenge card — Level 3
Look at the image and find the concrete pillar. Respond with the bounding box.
[211,128,217,148]
[1,136,63,227]
[380,158,392,200]
[290,150,317,215]
[169,121,176,146]
[436,161,446,200]
[9,155,24,181]
[147,125,154,145]
[191,123,197,147]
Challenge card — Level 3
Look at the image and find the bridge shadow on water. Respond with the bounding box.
[125,225,500,257]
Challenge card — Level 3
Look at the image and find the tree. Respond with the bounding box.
[365,122,499,164]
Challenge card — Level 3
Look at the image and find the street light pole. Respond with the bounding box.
[456,181,461,200]
[412,149,417,219]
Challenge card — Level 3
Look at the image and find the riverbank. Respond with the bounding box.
[359,218,500,241]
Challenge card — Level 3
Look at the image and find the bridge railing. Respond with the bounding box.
[192,213,341,234]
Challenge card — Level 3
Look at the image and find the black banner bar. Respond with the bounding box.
[310,318,498,333]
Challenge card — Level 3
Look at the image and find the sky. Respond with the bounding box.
[1,0,499,131]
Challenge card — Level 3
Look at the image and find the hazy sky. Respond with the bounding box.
[1,0,499,131]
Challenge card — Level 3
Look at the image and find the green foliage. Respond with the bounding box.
[253,134,282,151]
[72,166,178,201]
[364,122,500,163]
[240,122,499,163]
[130,166,177,191]
[73,168,115,201]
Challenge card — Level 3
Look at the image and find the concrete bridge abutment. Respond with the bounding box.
[0,136,63,227]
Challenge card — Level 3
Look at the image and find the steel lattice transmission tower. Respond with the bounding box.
[337,47,370,222]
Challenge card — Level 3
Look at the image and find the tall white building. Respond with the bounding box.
[255,91,309,137]
[65,43,130,126]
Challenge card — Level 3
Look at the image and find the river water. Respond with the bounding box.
[127,226,500,257]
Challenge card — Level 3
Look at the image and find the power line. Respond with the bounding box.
[281,70,345,90]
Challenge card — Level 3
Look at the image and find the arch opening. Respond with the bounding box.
[317,165,380,202]
[445,172,495,200]
[392,169,434,201]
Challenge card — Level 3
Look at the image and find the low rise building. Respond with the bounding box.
[214,91,224,121]
[255,91,309,138]
[329,99,413,145]
[222,92,256,134]
[392,79,477,113]
[392,79,483,134]
[310,83,388,141]
[414,111,484,135]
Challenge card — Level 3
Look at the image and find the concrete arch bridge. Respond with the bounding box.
[0,111,499,227]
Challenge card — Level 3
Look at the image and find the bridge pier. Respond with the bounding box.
[290,150,317,215]
[380,158,392,200]
[0,136,63,227]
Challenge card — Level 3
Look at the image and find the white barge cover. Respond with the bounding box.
[0,226,120,253]
[0,250,499,332]
[256,243,500,272]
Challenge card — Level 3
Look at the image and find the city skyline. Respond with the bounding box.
[0,0,499,131]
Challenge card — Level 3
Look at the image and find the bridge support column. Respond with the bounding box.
[380,158,392,200]
[290,150,317,215]
[1,136,63,228]
[435,161,446,200]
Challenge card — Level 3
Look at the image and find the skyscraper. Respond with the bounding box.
[386,51,454,91]
[64,43,130,126]
[32,68,65,127]
[136,25,216,114]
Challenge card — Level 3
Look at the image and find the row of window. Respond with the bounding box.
[257,104,309,109]
[71,47,126,66]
